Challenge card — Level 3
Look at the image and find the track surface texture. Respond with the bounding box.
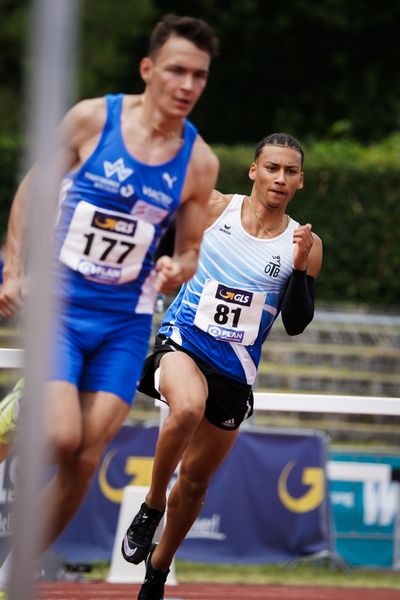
[35,581,400,599]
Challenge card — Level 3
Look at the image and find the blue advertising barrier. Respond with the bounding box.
[0,455,16,561]
[53,424,159,562]
[176,427,331,563]
[0,424,331,564]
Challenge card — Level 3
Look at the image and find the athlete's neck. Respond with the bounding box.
[139,94,184,142]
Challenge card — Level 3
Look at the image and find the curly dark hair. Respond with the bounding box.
[255,133,304,167]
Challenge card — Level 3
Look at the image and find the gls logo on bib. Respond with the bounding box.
[92,211,138,236]
[216,284,253,306]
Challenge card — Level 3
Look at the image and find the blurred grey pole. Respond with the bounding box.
[9,1,80,598]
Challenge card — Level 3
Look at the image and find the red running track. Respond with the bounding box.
[36,581,400,599]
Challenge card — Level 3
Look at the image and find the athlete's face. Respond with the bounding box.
[141,35,210,118]
[248,145,304,209]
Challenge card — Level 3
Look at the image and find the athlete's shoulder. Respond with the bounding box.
[182,135,219,206]
[59,97,107,152]
[190,135,219,176]
[205,190,234,227]
[65,97,107,131]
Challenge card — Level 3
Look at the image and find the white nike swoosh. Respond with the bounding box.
[123,537,138,557]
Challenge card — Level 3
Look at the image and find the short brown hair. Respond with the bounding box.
[148,14,219,59]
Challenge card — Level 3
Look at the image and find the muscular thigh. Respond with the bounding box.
[44,383,129,461]
[146,335,253,431]
[159,351,208,415]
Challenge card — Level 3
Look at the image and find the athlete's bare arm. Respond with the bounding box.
[0,99,106,318]
[292,225,323,277]
[156,139,219,293]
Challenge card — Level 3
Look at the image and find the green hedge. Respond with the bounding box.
[1,135,399,306]
[0,136,21,236]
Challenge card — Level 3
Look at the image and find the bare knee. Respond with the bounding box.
[73,448,101,482]
[55,445,101,486]
[168,403,204,437]
[178,471,209,503]
[49,430,81,463]
[44,381,82,462]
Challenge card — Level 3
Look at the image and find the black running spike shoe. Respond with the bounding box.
[137,544,169,600]
[121,502,164,565]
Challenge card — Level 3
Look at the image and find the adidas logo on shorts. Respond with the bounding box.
[221,418,236,428]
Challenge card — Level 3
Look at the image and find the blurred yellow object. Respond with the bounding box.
[0,378,24,446]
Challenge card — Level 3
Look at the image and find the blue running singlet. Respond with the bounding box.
[159,194,299,385]
[53,94,198,314]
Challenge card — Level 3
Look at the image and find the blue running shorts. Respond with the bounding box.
[48,304,152,405]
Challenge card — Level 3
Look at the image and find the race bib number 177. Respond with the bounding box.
[59,201,155,284]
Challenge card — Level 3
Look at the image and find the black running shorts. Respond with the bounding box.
[138,334,254,431]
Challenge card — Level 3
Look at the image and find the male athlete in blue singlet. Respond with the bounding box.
[122,134,323,600]
[0,14,219,583]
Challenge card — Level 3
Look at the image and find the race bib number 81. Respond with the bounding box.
[194,279,265,345]
[59,201,155,284]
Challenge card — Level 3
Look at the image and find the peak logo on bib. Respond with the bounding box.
[78,259,121,283]
[103,158,133,182]
[216,285,253,306]
[207,324,245,343]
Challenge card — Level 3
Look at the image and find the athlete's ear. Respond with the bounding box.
[140,57,153,83]
[298,171,304,190]
[248,161,257,181]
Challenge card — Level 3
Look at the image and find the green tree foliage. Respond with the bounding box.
[1,0,400,143]
[78,0,156,99]
[1,1,400,305]
[155,0,400,143]
[0,0,156,135]
[0,136,20,234]
[0,0,28,136]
